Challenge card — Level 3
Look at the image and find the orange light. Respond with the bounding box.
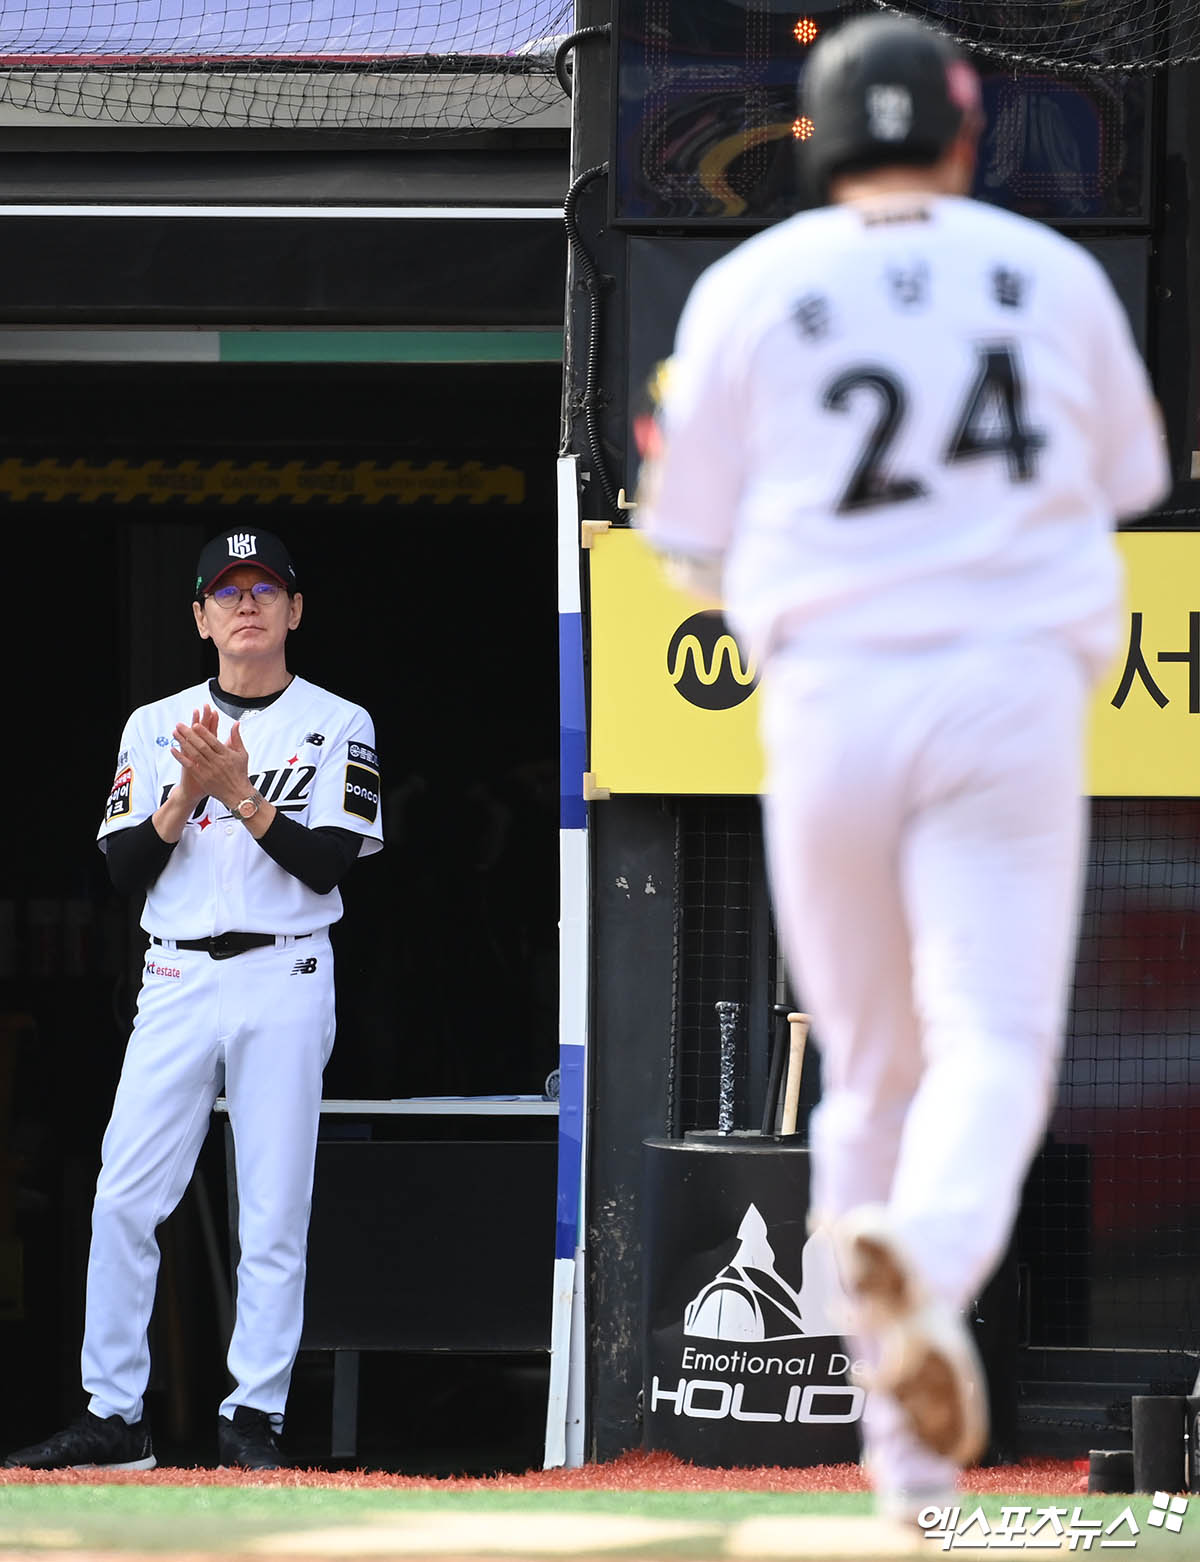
[794,17,820,46]
[792,115,815,141]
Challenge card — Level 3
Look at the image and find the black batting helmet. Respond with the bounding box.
[802,13,982,199]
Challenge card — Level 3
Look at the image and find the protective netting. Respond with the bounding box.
[1041,799,1200,1355]
[674,797,1200,1357]
[0,1,574,130]
[871,0,1195,72]
[674,797,802,1138]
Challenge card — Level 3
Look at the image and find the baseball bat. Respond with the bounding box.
[1190,1359,1200,1492]
[780,1012,809,1136]
[715,1000,742,1135]
[762,1004,792,1135]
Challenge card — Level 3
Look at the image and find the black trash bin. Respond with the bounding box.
[642,1134,862,1467]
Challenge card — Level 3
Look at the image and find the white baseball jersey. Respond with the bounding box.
[639,192,1170,676]
[98,675,383,938]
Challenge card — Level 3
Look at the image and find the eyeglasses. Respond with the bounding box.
[206,581,282,609]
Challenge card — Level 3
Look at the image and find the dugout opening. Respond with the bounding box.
[0,357,562,1470]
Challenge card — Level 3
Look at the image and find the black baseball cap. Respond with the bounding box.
[802,15,982,197]
[195,527,298,599]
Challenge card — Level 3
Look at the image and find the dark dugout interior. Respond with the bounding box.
[0,359,561,1468]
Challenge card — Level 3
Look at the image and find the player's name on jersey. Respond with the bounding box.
[588,529,1200,800]
[0,458,525,506]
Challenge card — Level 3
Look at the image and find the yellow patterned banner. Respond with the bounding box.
[587,527,1200,798]
[0,458,524,506]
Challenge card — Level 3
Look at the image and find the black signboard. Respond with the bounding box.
[613,0,1152,227]
[642,1136,862,1467]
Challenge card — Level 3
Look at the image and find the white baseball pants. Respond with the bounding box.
[82,933,335,1428]
[761,635,1091,1495]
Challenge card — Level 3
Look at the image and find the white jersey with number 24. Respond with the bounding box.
[639,193,1170,677]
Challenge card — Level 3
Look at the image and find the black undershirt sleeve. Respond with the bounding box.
[255,816,364,895]
[105,813,363,898]
[105,815,177,895]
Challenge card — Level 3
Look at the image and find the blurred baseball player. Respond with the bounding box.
[6,526,383,1472]
[638,13,1169,1520]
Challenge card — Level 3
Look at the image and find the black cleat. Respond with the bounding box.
[4,1410,155,1471]
[217,1406,284,1470]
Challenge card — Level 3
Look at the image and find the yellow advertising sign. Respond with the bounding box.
[587,527,1200,798]
[588,527,765,795]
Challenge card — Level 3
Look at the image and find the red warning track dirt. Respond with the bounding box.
[0,1449,1086,1493]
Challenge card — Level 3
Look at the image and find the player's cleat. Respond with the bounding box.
[3,1410,155,1471]
[217,1406,284,1470]
[876,1484,960,1530]
[839,1206,989,1468]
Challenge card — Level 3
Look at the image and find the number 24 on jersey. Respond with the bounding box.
[825,343,1045,514]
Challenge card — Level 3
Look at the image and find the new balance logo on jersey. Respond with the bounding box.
[227,532,258,560]
[291,958,318,975]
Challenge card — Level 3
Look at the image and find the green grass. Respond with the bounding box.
[0,1485,1186,1556]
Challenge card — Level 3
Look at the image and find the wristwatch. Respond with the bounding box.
[234,791,263,821]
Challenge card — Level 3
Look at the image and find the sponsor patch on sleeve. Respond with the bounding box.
[347,740,379,770]
[343,761,380,824]
[105,764,134,823]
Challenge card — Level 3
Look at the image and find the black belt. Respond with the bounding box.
[151,932,312,961]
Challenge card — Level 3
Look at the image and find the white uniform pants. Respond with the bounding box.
[82,933,335,1428]
[761,637,1090,1496]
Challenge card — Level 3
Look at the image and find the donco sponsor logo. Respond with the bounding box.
[347,783,378,802]
[146,960,182,979]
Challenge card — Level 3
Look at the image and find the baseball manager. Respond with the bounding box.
[6,525,383,1471]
